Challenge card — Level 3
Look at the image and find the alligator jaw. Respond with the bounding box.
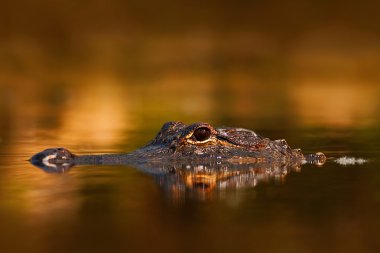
[29,147,322,173]
[29,122,327,172]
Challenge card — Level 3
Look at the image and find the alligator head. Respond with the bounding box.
[136,121,305,161]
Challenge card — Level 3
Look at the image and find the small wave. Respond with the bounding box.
[335,156,368,165]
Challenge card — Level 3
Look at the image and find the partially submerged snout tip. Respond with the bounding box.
[30,148,71,164]
[29,150,47,164]
[29,148,74,173]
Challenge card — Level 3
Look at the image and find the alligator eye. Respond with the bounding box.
[193,127,211,142]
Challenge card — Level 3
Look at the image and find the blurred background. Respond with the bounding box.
[1,0,380,147]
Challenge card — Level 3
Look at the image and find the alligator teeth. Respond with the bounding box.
[42,154,57,166]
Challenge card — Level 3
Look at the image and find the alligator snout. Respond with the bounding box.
[29,148,74,172]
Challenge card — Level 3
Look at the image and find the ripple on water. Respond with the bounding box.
[335,156,368,165]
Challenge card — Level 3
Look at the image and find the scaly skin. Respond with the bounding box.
[30,121,326,173]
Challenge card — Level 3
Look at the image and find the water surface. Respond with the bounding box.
[1,120,379,253]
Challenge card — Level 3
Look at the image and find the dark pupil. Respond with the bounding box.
[193,127,211,141]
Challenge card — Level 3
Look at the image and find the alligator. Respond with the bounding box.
[29,121,327,200]
[30,121,326,173]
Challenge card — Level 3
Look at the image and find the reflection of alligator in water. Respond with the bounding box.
[30,121,326,200]
[150,162,303,201]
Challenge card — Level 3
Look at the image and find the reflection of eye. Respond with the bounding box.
[193,182,210,189]
[193,127,212,142]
